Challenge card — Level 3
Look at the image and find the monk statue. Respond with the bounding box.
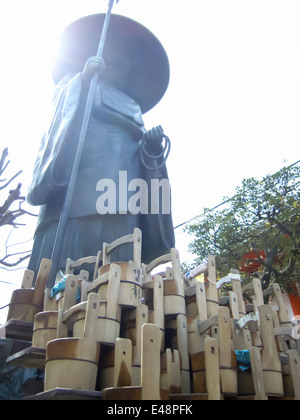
[26,14,175,276]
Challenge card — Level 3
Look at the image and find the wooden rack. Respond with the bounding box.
[2,229,300,400]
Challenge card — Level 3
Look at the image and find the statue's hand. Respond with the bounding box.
[82,56,106,81]
[140,125,171,171]
[143,126,164,152]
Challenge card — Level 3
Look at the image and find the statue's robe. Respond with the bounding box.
[26,73,175,273]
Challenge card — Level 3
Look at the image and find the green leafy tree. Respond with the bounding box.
[185,163,300,293]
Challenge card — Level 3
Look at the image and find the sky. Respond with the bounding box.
[0,0,300,322]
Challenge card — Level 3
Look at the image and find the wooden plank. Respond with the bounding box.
[176,314,191,393]
[61,274,79,311]
[273,283,292,326]
[65,256,98,275]
[32,258,52,308]
[170,393,209,400]
[6,346,46,369]
[287,350,300,400]
[229,291,239,320]
[106,264,121,320]
[21,269,34,289]
[198,314,218,335]
[249,346,268,400]
[24,388,102,400]
[103,228,142,269]
[141,324,162,400]
[206,255,219,317]
[0,319,33,341]
[143,252,172,276]
[231,269,246,318]
[253,278,264,307]
[135,304,149,362]
[114,338,132,387]
[218,306,237,396]
[195,281,207,321]
[205,337,221,400]
[259,305,284,397]
[166,349,181,394]
[153,275,165,351]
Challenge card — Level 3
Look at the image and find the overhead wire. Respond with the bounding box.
[174,159,300,231]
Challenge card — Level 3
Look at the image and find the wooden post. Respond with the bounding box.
[259,305,284,397]
[218,306,237,396]
[132,304,149,386]
[114,338,132,388]
[287,350,300,400]
[166,349,181,394]
[249,346,268,400]
[176,314,191,393]
[21,270,34,289]
[195,281,207,321]
[230,269,246,318]
[206,255,219,317]
[153,274,165,351]
[141,324,162,400]
[205,337,221,400]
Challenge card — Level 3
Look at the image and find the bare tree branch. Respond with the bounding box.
[0,171,22,190]
[0,148,35,271]
[0,148,22,190]
[0,148,9,176]
[0,183,22,218]
[0,252,30,267]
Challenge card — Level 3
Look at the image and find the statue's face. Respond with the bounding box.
[102,53,130,90]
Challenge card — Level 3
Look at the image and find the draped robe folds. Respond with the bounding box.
[26,73,175,273]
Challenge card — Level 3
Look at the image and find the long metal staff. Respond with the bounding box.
[47,0,118,288]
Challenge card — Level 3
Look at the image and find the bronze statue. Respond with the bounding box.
[26,14,175,277]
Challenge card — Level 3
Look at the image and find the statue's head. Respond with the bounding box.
[52,14,170,114]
